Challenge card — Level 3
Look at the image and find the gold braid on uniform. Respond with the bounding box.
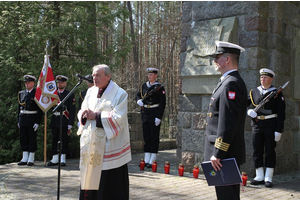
[79,91,84,101]
[18,91,26,106]
[215,137,230,152]
[140,85,147,99]
[249,89,258,107]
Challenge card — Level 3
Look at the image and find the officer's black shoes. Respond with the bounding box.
[27,162,34,166]
[265,181,273,188]
[146,163,152,168]
[17,161,27,166]
[47,162,58,166]
[61,162,66,166]
[250,179,265,185]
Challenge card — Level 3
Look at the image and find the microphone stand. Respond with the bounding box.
[53,79,82,200]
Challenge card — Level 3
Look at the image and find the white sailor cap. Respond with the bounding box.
[56,75,68,82]
[23,75,36,82]
[209,41,245,58]
[146,68,159,74]
[260,68,275,78]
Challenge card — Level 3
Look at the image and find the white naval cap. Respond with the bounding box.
[146,68,159,74]
[209,41,245,58]
[23,75,36,82]
[260,68,275,78]
[56,75,69,82]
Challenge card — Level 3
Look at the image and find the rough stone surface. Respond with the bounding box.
[177,112,191,128]
[269,17,283,36]
[180,37,187,52]
[201,95,211,112]
[181,151,195,171]
[245,15,268,32]
[193,113,206,130]
[182,129,204,152]
[182,2,192,23]
[178,95,202,112]
[193,1,251,21]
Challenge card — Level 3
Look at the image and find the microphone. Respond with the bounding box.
[76,74,93,84]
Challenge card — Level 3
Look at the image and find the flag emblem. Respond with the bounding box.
[228,91,236,100]
[34,55,59,112]
[46,82,56,92]
[42,96,51,104]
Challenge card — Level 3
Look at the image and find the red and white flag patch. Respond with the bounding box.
[228,91,236,99]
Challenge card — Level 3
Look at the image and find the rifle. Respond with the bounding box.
[141,81,166,111]
[253,81,289,121]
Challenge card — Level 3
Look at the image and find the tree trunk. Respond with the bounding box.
[127,1,138,66]
[87,2,98,67]
[52,1,60,61]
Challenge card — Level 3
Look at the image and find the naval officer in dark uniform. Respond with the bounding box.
[136,68,166,168]
[17,75,43,166]
[247,68,286,188]
[47,75,76,166]
[204,41,247,200]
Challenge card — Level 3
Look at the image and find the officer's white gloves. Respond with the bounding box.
[33,123,39,131]
[68,125,72,130]
[137,99,144,107]
[247,109,257,118]
[274,131,282,142]
[155,118,161,126]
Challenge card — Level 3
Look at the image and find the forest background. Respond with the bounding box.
[0,1,181,164]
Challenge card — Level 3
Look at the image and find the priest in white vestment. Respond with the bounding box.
[77,64,131,200]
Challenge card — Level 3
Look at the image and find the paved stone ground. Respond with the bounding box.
[1,149,300,200]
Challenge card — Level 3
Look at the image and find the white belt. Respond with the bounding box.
[257,114,277,120]
[20,110,37,114]
[53,112,61,116]
[144,104,159,108]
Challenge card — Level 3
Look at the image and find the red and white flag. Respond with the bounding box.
[34,55,59,113]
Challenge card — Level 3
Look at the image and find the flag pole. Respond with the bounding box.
[44,112,47,166]
[44,40,50,166]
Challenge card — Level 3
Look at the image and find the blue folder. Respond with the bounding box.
[201,158,242,186]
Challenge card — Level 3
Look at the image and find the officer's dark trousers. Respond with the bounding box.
[51,127,69,155]
[19,126,37,152]
[215,184,240,200]
[252,126,277,168]
[79,164,129,200]
[142,120,160,153]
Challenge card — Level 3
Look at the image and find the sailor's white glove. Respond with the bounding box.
[155,118,161,126]
[137,99,144,107]
[33,123,39,131]
[274,131,282,142]
[68,125,72,130]
[247,109,257,118]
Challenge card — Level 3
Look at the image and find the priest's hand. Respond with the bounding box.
[83,109,97,120]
